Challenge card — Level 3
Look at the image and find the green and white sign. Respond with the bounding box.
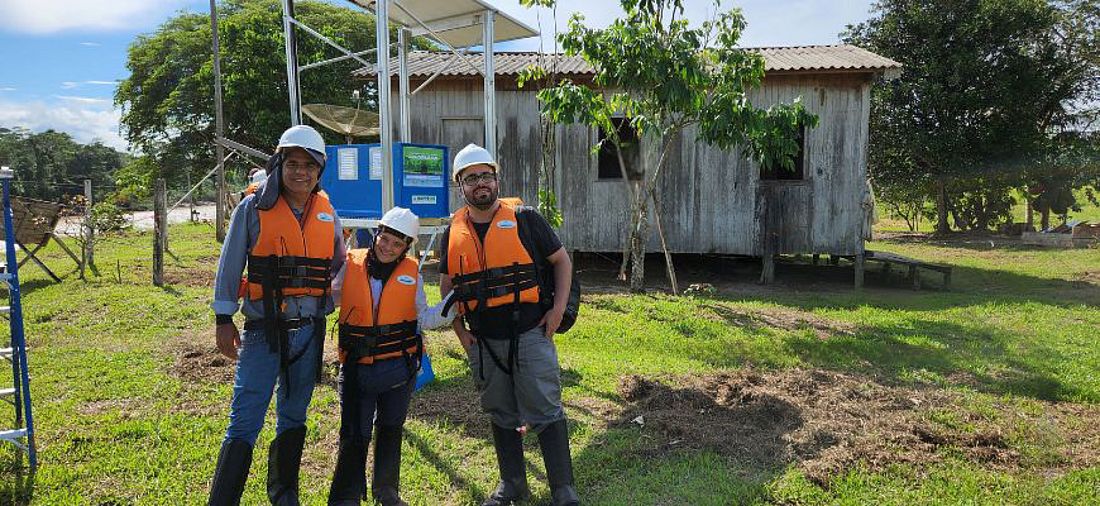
[402,146,445,188]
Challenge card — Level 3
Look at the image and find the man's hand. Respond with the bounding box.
[539,304,565,339]
[216,323,241,360]
[455,324,478,351]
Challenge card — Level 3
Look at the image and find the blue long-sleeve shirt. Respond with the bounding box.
[211,193,346,321]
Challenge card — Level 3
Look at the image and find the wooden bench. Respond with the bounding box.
[864,250,952,290]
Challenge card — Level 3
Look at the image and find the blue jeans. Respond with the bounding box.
[223,323,321,446]
[338,357,416,438]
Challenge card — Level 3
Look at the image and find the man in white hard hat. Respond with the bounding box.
[209,124,345,505]
[439,144,580,506]
[327,207,456,506]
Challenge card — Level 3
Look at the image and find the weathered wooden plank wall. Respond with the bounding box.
[394,72,870,256]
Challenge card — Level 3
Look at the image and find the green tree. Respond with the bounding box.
[115,0,429,190]
[0,127,126,202]
[845,0,1100,233]
[520,0,815,291]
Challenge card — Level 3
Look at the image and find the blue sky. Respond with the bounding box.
[0,0,874,152]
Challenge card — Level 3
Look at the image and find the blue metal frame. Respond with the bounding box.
[2,178,37,470]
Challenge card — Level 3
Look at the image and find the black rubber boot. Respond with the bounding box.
[208,439,254,506]
[538,420,579,506]
[481,423,530,506]
[371,424,408,506]
[267,426,307,506]
[327,435,368,505]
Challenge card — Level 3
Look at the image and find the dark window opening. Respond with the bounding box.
[760,125,806,181]
[598,117,641,180]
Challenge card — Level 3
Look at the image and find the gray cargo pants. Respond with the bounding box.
[466,325,566,433]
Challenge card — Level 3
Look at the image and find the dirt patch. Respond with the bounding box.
[1072,271,1100,287]
[702,304,855,339]
[615,369,1100,484]
[76,398,144,417]
[162,256,219,287]
[171,342,236,384]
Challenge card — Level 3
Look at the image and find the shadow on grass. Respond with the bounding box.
[576,249,1099,310]
[685,299,1085,403]
[405,430,487,501]
[0,452,35,505]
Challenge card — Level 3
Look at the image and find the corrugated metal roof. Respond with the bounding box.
[354,44,900,78]
[754,45,900,73]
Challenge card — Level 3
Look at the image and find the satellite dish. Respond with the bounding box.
[302,104,380,143]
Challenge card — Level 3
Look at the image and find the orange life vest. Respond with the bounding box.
[245,193,336,301]
[446,201,540,314]
[337,249,421,365]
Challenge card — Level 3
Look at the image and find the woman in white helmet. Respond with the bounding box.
[327,207,455,506]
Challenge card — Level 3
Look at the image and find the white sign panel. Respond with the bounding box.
[369,147,382,180]
[337,148,358,180]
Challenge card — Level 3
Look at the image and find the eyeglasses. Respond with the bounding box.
[460,172,498,186]
[284,160,321,174]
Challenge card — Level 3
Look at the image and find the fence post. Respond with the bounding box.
[153,179,166,286]
[83,179,94,274]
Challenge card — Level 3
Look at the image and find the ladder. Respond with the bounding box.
[0,166,36,470]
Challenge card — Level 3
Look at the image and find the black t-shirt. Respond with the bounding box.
[440,205,563,336]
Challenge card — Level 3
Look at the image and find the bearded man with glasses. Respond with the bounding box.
[438,144,580,506]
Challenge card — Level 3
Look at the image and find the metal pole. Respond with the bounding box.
[282,0,302,125]
[483,9,496,159]
[398,27,411,142]
[210,0,228,241]
[377,0,395,211]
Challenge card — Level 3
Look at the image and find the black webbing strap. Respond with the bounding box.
[251,253,333,400]
[444,263,538,316]
[338,320,419,362]
[472,262,527,380]
[247,255,331,290]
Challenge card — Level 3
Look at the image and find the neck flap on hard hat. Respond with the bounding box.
[254,153,284,211]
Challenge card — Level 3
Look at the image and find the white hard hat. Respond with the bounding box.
[379,207,420,243]
[250,169,268,185]
[452,143,497,181]
[277,125,326,165]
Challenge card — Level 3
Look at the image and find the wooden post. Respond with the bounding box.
[81,179,94,279]
[854,252,865,289]
[153,179,167,286]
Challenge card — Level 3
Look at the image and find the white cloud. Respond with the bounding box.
[60,81,78,89]
[79,41,101,47]
[0,98,126,151]
[83,80,116,86]
[55,95,112,105]
[0,87,15,92]
[0,0,191,34]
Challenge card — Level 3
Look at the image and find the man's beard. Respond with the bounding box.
[467,186,497,210]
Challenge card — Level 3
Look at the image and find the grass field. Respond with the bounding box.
[0,222,1096,504]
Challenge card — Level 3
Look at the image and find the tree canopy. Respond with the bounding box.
[845,0,1100,231]
[115,0,426,191]
[0,127,126,202]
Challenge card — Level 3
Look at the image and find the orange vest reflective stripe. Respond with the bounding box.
[338,250,421,365]
[246,193,336,300]
[446,202,540,313]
